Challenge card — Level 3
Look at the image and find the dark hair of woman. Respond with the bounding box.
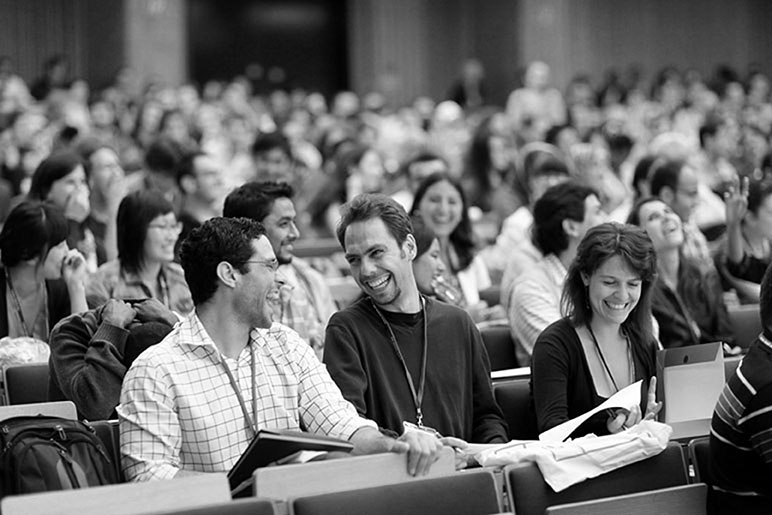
[28,151,84,200]
[116,190,175,274]
[0,201,69,267]
[561,222,658,360]
[409,172,476,272]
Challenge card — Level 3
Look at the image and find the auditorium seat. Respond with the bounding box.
[544,483,707,515]
[3,362,49,405]
[505,441,689,515]
[727,303,761,349]
[0,473,232,515]
[479,323,519,371]
[148,498,277,515]
[290,469,500,515]
[492,379,537,440]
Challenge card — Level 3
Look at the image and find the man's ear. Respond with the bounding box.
[179,175,196,195]
[404,234,417,261]
[216,261,237,288]
[562,218,580,239]
[659,186,675,205]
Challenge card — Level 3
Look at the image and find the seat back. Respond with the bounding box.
[505,441,689,515]
[254,448,455,500]
[0,400,76,421]
[727,304,761,349]
[545,483,708,515]
[688,437,713,484]
[479,324,519,371]
[3,362,50,405]
[90,419,124,482]
[492,379,537,440]
[148,498,277,515]
[0,473,231,515]
[290,469,500,515]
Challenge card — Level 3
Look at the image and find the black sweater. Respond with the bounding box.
[324,296,507,443]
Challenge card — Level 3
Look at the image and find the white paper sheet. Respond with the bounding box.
[538,380,643,443]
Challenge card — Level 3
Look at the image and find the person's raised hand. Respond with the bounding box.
[644,376,663,421]
[724,174,749,227]
[61,248,88,287]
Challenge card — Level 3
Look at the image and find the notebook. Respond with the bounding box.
[228,429,353,493]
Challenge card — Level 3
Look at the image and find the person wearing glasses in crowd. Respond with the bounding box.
[119,217,446,481]
[85,190,193,316]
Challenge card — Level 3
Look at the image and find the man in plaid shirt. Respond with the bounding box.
[118,217,445,481]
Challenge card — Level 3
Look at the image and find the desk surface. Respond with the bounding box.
[669,418,711,442]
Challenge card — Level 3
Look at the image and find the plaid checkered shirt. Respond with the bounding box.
[117,312,374,481]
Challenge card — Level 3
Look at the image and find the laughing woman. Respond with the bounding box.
[410,172,492,308]
[531,223,661,437]
[85,190,193,316]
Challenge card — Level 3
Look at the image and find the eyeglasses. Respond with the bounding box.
[148,221,183,233]
[244,258,279,272]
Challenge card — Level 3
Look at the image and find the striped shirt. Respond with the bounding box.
[118,313,374,482]
[508,253,566,366]
[710,332,772,500]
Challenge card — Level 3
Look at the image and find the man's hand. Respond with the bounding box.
[348,426,444,476]
[102,299,136,328]
[133,298,178,326]
[394,429,444,476]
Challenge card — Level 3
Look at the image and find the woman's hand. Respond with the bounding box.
[61,248,87,287]
[643,376,663,421]
[606,377,662,433]
[724,175,749,228]
[606,405,641,434]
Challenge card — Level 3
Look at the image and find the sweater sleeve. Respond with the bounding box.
[323,317,370,420]
[49,312,129,420]
[469,324,509,443]
[531,323,573,433]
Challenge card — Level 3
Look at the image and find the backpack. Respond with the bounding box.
[0,416,118,497]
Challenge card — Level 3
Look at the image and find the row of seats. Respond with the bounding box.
[0,423,709,515]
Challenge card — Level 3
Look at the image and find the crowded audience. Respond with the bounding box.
[0,53,770,511]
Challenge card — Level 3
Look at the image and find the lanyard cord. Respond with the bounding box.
[587,323,633,393]
[220,342,258,439]
[370,297,429,427]
[5,269,47,338]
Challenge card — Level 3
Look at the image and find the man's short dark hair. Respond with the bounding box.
[179,217,266,306]
[699,119,720,148]
[176,150,206,187]
[251,131,291,158]
[223,181,294,222]
[336,194,412,250]
[649,159,685,197]
[532,181,597,256]
[145,137,181,176]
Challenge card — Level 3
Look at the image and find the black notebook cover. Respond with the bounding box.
[227,429,354,490]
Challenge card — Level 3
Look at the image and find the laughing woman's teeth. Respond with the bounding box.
[606,301,626,310]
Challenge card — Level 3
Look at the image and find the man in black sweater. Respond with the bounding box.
[324,194,508,457]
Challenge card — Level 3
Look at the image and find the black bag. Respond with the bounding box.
[0,416,118,497]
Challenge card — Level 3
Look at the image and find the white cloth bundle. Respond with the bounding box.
[476,420,672,492]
